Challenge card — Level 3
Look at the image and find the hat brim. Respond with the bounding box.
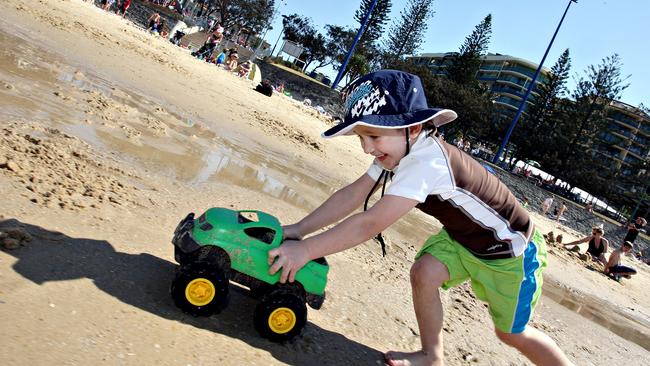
[322,108,457,138]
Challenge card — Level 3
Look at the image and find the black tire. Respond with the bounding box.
[254,290,307,342]
[174,246,193,266]
[171,262,229,316]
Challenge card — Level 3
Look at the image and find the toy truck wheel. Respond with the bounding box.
[254,291,307,342]
[174,246,193,265]
[171,262,229,316]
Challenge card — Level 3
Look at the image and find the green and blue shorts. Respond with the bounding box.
[416,229,547,334]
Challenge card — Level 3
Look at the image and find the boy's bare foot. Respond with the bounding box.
[383,350,441,366]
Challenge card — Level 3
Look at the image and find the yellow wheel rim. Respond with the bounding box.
[185,278,216,306]
[268,307,296,334]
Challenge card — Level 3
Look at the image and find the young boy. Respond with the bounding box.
[268,70,571,366]
[604,241,637,281]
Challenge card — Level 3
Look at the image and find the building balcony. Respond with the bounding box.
[491,87,526,99]
[611,129,634,139]
[494,100,520,111]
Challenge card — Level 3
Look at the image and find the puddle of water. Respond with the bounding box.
[0,27,337,210]
[0,25,456,249]
[543,281,650,351]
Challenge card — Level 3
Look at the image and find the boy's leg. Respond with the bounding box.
[495,327,573,366]
[471,231,572,365]
[609,265,637,276]
[384,254,449,366]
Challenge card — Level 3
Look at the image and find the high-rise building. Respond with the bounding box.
[409,52,649,213]
[598,100,649,176]
[409,52,551,122]
[596,101,650,214]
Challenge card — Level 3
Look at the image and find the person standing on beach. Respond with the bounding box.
[116,0,131,18]
[267,70,572,366]
[100,0,115,11]
[624,217,647,243]
[555,202,567,222]
[541,196,553,215]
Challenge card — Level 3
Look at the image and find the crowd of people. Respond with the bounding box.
[94,0,132,17]
[453,136,492,160]
[89,1,254,79]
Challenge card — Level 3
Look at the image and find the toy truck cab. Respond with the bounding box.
[171,207,329,342]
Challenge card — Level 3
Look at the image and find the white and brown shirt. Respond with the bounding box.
[367,133,533,259]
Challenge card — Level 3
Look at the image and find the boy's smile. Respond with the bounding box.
[353,125,421,170]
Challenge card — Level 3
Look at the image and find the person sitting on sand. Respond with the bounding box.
[158,20,168,38]
[225,49,238,70]
[238,61,252,78]
[274,81,285,93]
[267,70,571,366]
[563,225,609,267]
[604,241,637,281]
[214,49,227,65]
[147,12,161,32]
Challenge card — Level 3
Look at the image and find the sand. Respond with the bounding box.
[1,1,649,365]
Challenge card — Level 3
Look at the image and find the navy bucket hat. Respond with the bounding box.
[323,70,457,138]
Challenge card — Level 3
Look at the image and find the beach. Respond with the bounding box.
[1,1,649,365]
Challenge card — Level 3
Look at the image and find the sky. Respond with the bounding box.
[261,0,647,108]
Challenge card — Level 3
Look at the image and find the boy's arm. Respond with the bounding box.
[284,174,378,239]
[605,250,619,273]
[270,194,419,283]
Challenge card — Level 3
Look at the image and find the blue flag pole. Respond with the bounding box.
[331,0,379,90]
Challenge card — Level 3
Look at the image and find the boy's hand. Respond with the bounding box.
[268,240,310,283]
[282,224,304,240]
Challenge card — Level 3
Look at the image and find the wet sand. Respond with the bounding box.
[1,1,650,365]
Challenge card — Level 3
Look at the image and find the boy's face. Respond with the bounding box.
[353,125,420,170]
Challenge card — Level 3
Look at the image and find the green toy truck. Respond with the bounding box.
[170,207,329,342]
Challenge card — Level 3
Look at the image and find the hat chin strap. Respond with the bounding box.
[362,127,413,258]
[405,127,411,156]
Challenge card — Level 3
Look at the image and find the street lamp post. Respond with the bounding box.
[492,0,578,165]
[253,0,287,59]
[271,25,285,57]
